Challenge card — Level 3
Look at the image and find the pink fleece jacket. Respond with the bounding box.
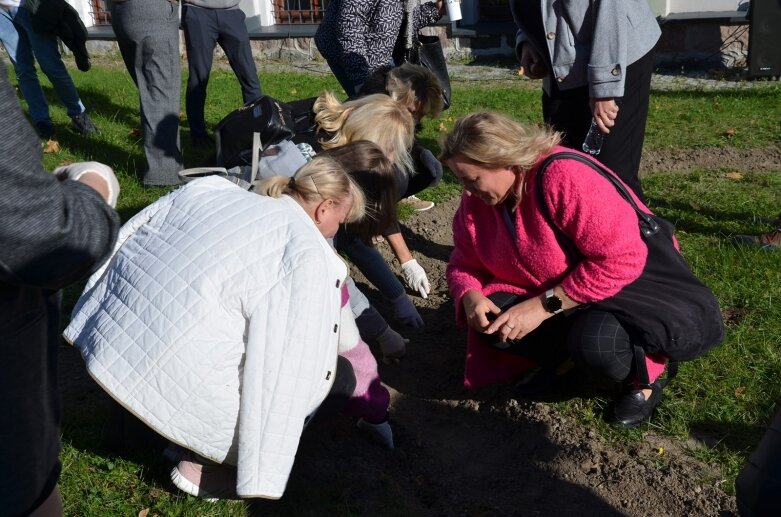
[338,283,390,423]
[447,147,666,388]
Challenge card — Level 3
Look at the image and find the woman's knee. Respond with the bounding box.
[567,310,633,382]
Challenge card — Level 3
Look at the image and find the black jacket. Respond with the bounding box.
[0,66,118,516]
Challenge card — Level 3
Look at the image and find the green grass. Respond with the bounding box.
[9,58,781,511]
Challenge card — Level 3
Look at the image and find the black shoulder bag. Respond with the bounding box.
[214,95,297,168]
[536,152,724,363]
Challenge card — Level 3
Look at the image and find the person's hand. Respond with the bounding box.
[461,289,501,332]
[519,43,547,79]
[357,416,394,449]
[376,326,409,364]
[590,98,619,134]
[484,296,548,343]
[400,259,431,299]
[390,293,424,328]
[54,161,120,208]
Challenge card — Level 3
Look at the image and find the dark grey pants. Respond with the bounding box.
[111,0,183,186]
[182,5,261,140]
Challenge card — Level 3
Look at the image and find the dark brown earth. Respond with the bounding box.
[58,146,781,516]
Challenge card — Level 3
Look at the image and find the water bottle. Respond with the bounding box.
[582,118,604,155]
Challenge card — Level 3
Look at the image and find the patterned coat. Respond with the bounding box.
[315,0,439,85]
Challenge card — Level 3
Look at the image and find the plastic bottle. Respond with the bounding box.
[582,118,604,155]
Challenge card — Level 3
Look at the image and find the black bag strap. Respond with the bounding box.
[536,152,680,385]
[536,152,660,238]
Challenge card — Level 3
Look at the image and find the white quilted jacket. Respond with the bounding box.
[64,177,347,499]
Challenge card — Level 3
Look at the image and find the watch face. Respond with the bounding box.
[546,293,563,312]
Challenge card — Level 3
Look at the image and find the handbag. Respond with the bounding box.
[393,13,452,110]
[535,152,724,362]
[214,95,296,169]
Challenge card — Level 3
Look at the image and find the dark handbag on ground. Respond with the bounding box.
[536,152,724,362]
[214,95,296,168]
[393,14,451,110]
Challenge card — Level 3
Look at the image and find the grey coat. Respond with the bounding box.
[0,66,119,516]
[511,0,661,99]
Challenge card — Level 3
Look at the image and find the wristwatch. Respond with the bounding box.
[543,289,564,314]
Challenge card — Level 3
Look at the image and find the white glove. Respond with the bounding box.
[54,161,120,208]
[376,326,409,364]
[357,417,394,449]
[400,259,431,299]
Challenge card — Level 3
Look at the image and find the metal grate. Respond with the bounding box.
[273,0,330,24]
[89,0,111,25]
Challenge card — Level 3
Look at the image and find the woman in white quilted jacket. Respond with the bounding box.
[64,155,395,500]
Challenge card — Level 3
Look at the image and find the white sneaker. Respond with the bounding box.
[170,453,238,501]
[399,195,434,212]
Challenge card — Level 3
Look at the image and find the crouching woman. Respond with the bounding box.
[441,112,722,427]
[64,155,392,500]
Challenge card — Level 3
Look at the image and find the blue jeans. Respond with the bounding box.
[335,231,406,302]
[0,6,85,127]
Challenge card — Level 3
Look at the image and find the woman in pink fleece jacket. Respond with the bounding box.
[441,112,669,427]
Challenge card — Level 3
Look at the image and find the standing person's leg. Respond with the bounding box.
[12,6,94,134]
[0,292,64,517]
[182,5,218,142]
[542,83,591,151]
[0,8,54,138]
[596,49,655,202]
[111,0,183,186]
[216,8,261,104]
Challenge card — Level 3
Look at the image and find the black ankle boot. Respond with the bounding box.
[613,380,665,428]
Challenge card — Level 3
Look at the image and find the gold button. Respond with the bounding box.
[547,31,556,40]
[611,66,620,76]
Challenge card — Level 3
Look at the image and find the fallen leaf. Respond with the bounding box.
[724,128,736,137]
[289,88,298,96]
[657,447,664,455]
[725,171,743,180]
[138,509,150,517]
[43,139,60,154]
[735,386,746,397]
[129,128,142,139]
[179,111,186,120]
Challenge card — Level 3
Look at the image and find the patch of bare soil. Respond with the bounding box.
[251,195,736,516]
[641,146,781,174]
[57,154,760,514]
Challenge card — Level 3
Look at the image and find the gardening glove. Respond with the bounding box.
[54,161,120,208]
[357,416,394,449]
[400,259,431,299]
[376,325,409,364]
[390,293,424,329]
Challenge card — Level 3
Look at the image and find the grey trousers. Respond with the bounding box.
[111,0,183,186]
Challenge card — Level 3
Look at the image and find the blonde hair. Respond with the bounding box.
[439,112,562,206]
[313,92,415,176]
[386,63,444,119]
[256,154,366,223]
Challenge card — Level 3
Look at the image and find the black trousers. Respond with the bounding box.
[182,5,261,138]
[542,49,655,201]
[495,308,636,383]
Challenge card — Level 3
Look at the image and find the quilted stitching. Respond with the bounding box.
[64,177,346,497]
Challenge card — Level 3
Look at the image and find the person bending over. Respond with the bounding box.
[64,156,394,500]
